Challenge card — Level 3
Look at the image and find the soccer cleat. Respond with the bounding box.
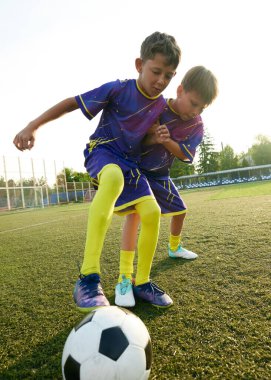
[73,273,110,313]
[168,244,198,259]
[115,275,135,307]
[133,281,173,308]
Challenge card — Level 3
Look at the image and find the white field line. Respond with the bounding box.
[0,215,84,234]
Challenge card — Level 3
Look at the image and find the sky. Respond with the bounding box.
[1,0,270,173]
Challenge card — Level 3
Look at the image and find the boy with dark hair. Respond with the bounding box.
[13,32,181,311]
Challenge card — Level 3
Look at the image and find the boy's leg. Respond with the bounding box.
[133,199,173,308]
[115,213,140,307]
[119,213,140,280]
[134,199,160,285]
[74,164,124,312]
[169,213,186,251]
[168,213,198,259]
[81,164,124,274]
[145,177,198,260]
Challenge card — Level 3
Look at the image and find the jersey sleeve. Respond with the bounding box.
[75,80,120,120]
[178,122,204,163]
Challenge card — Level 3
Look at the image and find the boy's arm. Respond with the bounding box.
[144,123,189,161]
[13,97,78,151]
[161,138,188,161]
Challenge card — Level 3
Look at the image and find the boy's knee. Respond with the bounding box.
[99,164,124,194]
[150,201,161,218]
[136,199,161,223]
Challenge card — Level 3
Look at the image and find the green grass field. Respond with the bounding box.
[1,181,271,379]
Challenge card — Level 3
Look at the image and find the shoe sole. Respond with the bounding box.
[169,254,198,259]
[152,302,173,309]
[134,296,173,309]
[115,301,135,308]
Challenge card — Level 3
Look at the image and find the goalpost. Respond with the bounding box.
[0,186,45,210]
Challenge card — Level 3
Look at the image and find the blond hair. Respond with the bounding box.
[181,66,218,105]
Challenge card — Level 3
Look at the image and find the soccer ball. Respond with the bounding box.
[62,306,152,380]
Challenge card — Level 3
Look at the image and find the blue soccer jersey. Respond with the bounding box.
[115,99,204,215]
[75,79,167,211]
[76,79,167,170]
[140,99,204,179]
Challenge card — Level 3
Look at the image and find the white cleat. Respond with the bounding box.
[115,275,135,307]
[168,244,198,259]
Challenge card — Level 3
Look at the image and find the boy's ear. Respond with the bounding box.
[177,84,184,96]
[135,58,143,73]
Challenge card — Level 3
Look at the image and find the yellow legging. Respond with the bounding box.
[81,164,124,275]
[134,200,161,285]
[81,164,161,285]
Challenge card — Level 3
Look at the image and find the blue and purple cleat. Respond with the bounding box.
[133,281,173,308]
[73,273,110,313]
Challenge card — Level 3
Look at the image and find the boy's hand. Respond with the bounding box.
[146,120,160,135]
[13,123,37,151]
[154,124,170,144]
[143,122,170,145]
[13,97,79,151]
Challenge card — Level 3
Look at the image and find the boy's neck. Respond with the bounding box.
[168,98,179,114]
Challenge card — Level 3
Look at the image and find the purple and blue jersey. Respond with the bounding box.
[115,100,204,216]
[140,99,204,179]
[76,79,167,169]
[76,82,204,215]
[75,79,167,210]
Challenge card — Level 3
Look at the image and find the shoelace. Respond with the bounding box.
[148,282,165,295]
[80,275,103,295]
[120,276,132,295]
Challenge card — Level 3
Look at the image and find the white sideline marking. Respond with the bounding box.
[0,219,64,234]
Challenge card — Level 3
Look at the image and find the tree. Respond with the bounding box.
[238,152,253,168]
[64,168,75,182]
[63,168,91,183]
[0,176,5,187]
[248,135,271,165]
[170,158,195,178]
[197,130,220,173]
[72,171,91,182]
[219,145,239,170]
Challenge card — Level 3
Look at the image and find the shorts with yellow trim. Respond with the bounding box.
[115,176,186,216]
[84,144,155,212]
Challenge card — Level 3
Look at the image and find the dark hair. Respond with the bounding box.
[181,66,218,105]
[140,31,181,69]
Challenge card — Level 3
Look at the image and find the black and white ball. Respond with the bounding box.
[62,306,152,380]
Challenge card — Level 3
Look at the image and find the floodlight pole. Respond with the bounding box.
[43,159,49,206]
[3,156,11,210]
[18,157,25,208]
[63,162,69,202]
[54,160,60,204]
[31,158,38,207]
[73,181,77,202]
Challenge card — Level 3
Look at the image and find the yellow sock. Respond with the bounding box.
[134,199,160,285]
[118,250,135,282]
[169,233,181,251]
[81,164,124,275]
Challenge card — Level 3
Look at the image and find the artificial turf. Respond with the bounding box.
[1,181,270,379]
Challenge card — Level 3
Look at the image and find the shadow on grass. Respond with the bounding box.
[151,255,195,276]
[1,326,75,380]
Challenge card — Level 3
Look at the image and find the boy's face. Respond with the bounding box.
[175,85,207,121]
[135,53,176,98]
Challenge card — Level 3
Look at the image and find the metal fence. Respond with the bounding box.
[0,156,96,210]
[173,164,271,190]
[0,182,96,210]
[1,156,270,211]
